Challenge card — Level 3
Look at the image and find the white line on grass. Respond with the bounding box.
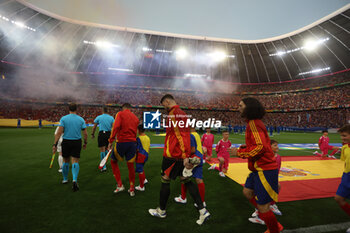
[283,222,350,233]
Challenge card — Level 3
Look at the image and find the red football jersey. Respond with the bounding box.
[109,109,139,143]
[237,119,278,172]
[163,105,191,159]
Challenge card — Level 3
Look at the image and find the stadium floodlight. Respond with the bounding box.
[95,40,119,48]
[14,21,25,28]
[175,48,188,60]
[303,38,329,51]
[83,40,119,48]
[142,47,152,52]
[156,49,173,53]
[276,51,285,56]
[208,51,227,62]
[184,73,207,78]
[298,67,330,76]
[0,14,36,31]
[108,67,133,72]
[270,37,329,56]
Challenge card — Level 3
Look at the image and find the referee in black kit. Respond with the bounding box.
[53,103,88,192]
[91,106,114,172]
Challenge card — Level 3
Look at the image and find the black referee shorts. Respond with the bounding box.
[62,139,82,158]
[161,157,185,180]
[98,131,111,147]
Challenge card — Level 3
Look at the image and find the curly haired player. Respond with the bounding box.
[229,97,283,233]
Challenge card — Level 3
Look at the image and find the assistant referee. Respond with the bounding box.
[91,106,114,172]
[53,103,87,192]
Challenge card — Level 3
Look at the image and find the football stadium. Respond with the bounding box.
[0,1,350,232]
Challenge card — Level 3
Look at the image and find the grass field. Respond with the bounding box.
[0,127,348,233]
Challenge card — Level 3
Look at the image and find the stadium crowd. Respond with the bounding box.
[0,101,348,128]
[85,71,349,93]
[1,72,349,128]
[1,83,348,110]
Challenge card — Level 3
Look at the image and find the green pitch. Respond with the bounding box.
[0,128,348,233]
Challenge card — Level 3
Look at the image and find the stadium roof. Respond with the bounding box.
[15,0,349,42]
[0,0,349,83]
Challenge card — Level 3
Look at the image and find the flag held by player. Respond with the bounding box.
[99,149,112,170]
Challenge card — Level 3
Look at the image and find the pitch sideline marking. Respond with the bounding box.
[283,221,350,233]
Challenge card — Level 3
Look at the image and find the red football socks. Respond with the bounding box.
[259,210,280,233]
[181,183,187,199]
[127,162,135,191]
[138,172,146,188]
[340,202,350,216]
[111,160,123,187]
[330,148,339,156]
[249,197,258,208]
[197,182,205,202]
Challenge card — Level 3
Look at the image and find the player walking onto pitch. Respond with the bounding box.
[228,97,283,233]
[108,103,139,197]
[249,139,282,225]
[135,125,150,191]
[208,131,232,177]
[52,103,87,192]
[148,94,210,225]
[334,125,350,233]
[91,107,114,172]
[201,128,214,161]
[174,127,206,207]
[54,126,63,173]
[313,130,340,159]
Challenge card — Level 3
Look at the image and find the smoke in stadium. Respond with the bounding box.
[0,1,350,232]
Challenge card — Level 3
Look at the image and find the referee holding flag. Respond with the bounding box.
[91,106,114,172]
[53,103,87,192]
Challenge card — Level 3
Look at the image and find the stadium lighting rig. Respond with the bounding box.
[175,48,188,60]
[270,37,329,56]
[0,14,36,31]
[184,73,208,79]
[207,51,227,62]
[298,67,330,76]
[142,47,152,52]
[303,38,329,51]
[155,49,173,53]
[83,40,119,48]
[108,67,133,72]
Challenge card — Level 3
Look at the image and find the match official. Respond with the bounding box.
[92,107,114,172]
[53,103,87,192]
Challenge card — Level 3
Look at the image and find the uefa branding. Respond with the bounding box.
[143,109,222,129]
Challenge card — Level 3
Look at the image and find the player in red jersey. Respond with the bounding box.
[313,130,340,159]
[148,94,210,225]
[229,97,283,233]
[201,128,214,161]
[249,139,282,225]
[108,103,139,197]
[208,131,231,177]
